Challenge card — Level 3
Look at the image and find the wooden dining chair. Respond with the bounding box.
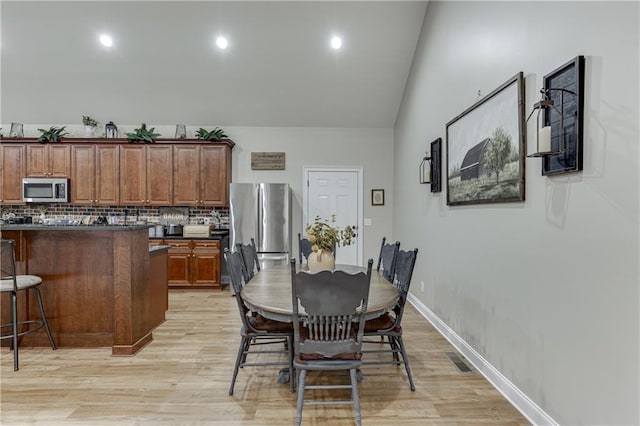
[224,248,294,395]
[0,239,57,371]
[376,237,400,282]
[362,247,418,391]
[297,233,313,263]
[236,238,260,282]
[290,257,374,426]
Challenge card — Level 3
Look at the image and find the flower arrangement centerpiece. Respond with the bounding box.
[305,215,355,271]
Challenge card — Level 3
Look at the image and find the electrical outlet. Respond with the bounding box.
[420,281,425,292]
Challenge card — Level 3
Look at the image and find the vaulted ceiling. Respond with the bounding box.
[1,1,427,128]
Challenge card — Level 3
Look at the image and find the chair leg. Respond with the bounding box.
[287,336,295,393]
[396,335,415,391]
[390,336,400,363]
[350,368,362,426]
[33,287,56,350]
[295,369,306,426]
[229,336,249,395]
[11,291,19,371]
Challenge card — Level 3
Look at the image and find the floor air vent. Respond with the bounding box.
[445,351,473,373]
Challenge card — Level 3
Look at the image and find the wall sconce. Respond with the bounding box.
[419,137,443,193]
[419,152,431,184]
[527,55,584,176]
[526,88,572,157]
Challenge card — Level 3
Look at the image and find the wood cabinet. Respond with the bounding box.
[0,144,26,204]
[26,144,70,177]
[164,239,221,287]
[173,145,231,206]
[70,144,119,205]
[1,138,233,207]
[120,145,173,206]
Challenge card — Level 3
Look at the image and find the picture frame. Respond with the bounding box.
[430,138,442,192]
[542,55,585,176]
[446,72,525,206]
[371,189,385,206]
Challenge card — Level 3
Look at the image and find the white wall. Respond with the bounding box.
[394,1,639,425]
[225,126,394,264]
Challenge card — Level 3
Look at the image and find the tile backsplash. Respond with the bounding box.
[0,205,229,227]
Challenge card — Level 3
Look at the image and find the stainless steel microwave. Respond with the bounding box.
[22,178,69,203]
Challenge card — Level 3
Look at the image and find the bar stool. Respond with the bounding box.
[1,239,56,371]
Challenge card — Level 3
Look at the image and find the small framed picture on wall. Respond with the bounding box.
[371,189,385,206]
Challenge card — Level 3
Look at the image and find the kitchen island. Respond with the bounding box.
[0,224,167,355]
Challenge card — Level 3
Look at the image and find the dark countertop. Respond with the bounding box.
[0,224,153,231]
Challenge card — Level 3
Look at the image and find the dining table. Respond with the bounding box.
[241,262,400,323]
[240,262,400,385]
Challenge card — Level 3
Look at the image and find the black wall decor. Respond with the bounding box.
[542,55,585,175]
[430,138,442,192]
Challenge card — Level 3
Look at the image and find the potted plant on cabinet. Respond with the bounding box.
[125,123,161,143]
[195,127,227,141]
[82,115,99,137]
[37,126,69,143]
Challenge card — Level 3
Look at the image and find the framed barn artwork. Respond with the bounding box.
[446,72,526,206]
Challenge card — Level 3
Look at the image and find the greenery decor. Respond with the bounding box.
[37,126,69,143]
[195,127,227,141]
[305,215,355,252]
[125,123,161,143]
[82,115,98,127]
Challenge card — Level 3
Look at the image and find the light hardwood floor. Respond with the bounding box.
[1,290,529,425]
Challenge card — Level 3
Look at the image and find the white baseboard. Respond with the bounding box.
[407,293,558,426]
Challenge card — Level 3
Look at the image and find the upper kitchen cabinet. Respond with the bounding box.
[70,144,119,205]
[120,145,173,206]
[0,144,26,204]
[26,144,70,177]
[173,144,232,206]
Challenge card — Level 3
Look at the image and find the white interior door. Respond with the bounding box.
[303,168,363,266]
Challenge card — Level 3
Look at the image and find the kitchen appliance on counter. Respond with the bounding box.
[183,224,214,238]
[230,183,291,266]
[163,224,183,236]
[22,178,69,203]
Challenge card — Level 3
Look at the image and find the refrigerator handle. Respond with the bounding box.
[256,185,262,246]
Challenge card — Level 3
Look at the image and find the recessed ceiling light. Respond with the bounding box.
[330,36,342,50]
[216,36,228,49]
[99,34,113,48]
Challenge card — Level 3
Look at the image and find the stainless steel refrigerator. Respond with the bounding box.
[229,183,291,266]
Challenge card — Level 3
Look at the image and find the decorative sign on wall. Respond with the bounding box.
[251,152,286,170]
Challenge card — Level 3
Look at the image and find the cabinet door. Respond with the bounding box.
[26,145,70,177]
[146,145,173,205]
[0,144,25,204]
[26,145,48,177]
[94,145,119,205]
[70,145,96,204]
[200,146,228,206]
[119,145,146,205]
[166,240,191,287]
[192,241,220,286]
[48,144,70,177]
[173,145,200,205]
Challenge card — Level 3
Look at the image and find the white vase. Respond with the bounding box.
[307,249,335,273]
[84,125,96,137]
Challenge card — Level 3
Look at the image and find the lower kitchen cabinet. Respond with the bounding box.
[162,239,221,288]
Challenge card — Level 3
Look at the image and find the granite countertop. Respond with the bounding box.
[1,224,153,231]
